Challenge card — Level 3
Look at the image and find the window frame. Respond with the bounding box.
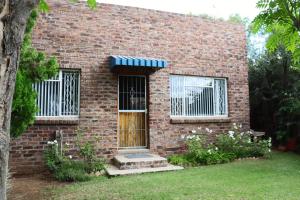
[169,75,228,118]
[35,69,80,119]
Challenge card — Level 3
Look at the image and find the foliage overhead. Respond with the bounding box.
[252,0,300,64]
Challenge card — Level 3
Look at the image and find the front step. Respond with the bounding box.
[106,164,183,176]
[106,152,184,176]
[113,153,168,170]
[117,149,150,155]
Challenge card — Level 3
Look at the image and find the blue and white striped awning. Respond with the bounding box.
[110,55,167,72]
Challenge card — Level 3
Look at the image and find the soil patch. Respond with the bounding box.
[8,173,65,200]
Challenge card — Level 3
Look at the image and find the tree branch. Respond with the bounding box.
[284,0,300,31]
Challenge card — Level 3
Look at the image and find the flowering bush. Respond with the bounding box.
[216,123,272,158]
[44,140,62,172]
[44,139,91,182]
[44,130,105,182]
[169,123,272,167]
[169,128,235,166]
[185,129,236,165]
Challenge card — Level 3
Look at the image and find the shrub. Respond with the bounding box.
[44,130,106,182]
[168,154,194,167]
[54,162,90,182]
[216,123,272,158]
[168,124,272,167]
[86,159,106,173]
[44,140,89,182]
[185,134,236,165]
[44,140,63,172]
[75,130,105,173]
[192,150,236,165]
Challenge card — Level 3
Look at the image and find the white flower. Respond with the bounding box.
[215,147,218,151]
[207,149,212,154]
[240,132,244,136]
[187,135,194,140]
[209,129,213,133]
[69,155,72,159]
[53,140,58,144]
[228,131,235,139]
[205,128,210,132]
[268,149,271,153]
[65,142,70,146]
[47,141,53,145]
[181,135,185,139]
[198,127,202,130]
[232,123,238,130]
[268,137,272,147]
[247,139,251,143]
[191,130,196,134]
[239,124,242,128]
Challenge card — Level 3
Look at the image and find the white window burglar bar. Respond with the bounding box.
[170,75,228,117]
[33,70,80,117]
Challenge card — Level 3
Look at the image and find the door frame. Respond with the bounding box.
[117,75,148,149]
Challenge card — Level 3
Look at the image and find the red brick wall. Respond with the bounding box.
[9,1,249,174]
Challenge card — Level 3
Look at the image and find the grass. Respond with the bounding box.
[50,152,300,200]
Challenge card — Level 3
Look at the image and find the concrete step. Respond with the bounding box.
[117,148,150,154]
[106,164,184,176]
[113,153,168,170]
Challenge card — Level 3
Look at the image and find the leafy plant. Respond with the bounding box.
[75,129,105,173]
[44,140,63,172]
[44,133,105,182]
[54,160,91,182]
[168,154,194,167]
[185,134,236,166]
[169,124,272,167]
[216,123,272,158]
[11,9,58,138]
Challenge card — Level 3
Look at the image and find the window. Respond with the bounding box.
[170,75,228,117]
[33,70,80,117]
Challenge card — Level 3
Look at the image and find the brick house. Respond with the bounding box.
[9,1,249,174]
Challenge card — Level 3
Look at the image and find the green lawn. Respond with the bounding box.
[51,152,300,200]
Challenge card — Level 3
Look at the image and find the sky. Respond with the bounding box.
[97,0,260,20]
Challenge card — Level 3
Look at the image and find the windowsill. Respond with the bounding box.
[34,116,79,125]
[170,116,231,124]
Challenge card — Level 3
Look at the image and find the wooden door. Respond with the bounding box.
[118,76,147,148]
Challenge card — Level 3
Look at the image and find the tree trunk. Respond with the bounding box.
[282,57,288,91]
[0,0,37,199]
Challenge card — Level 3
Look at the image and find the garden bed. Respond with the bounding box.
[168,124,272,167]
